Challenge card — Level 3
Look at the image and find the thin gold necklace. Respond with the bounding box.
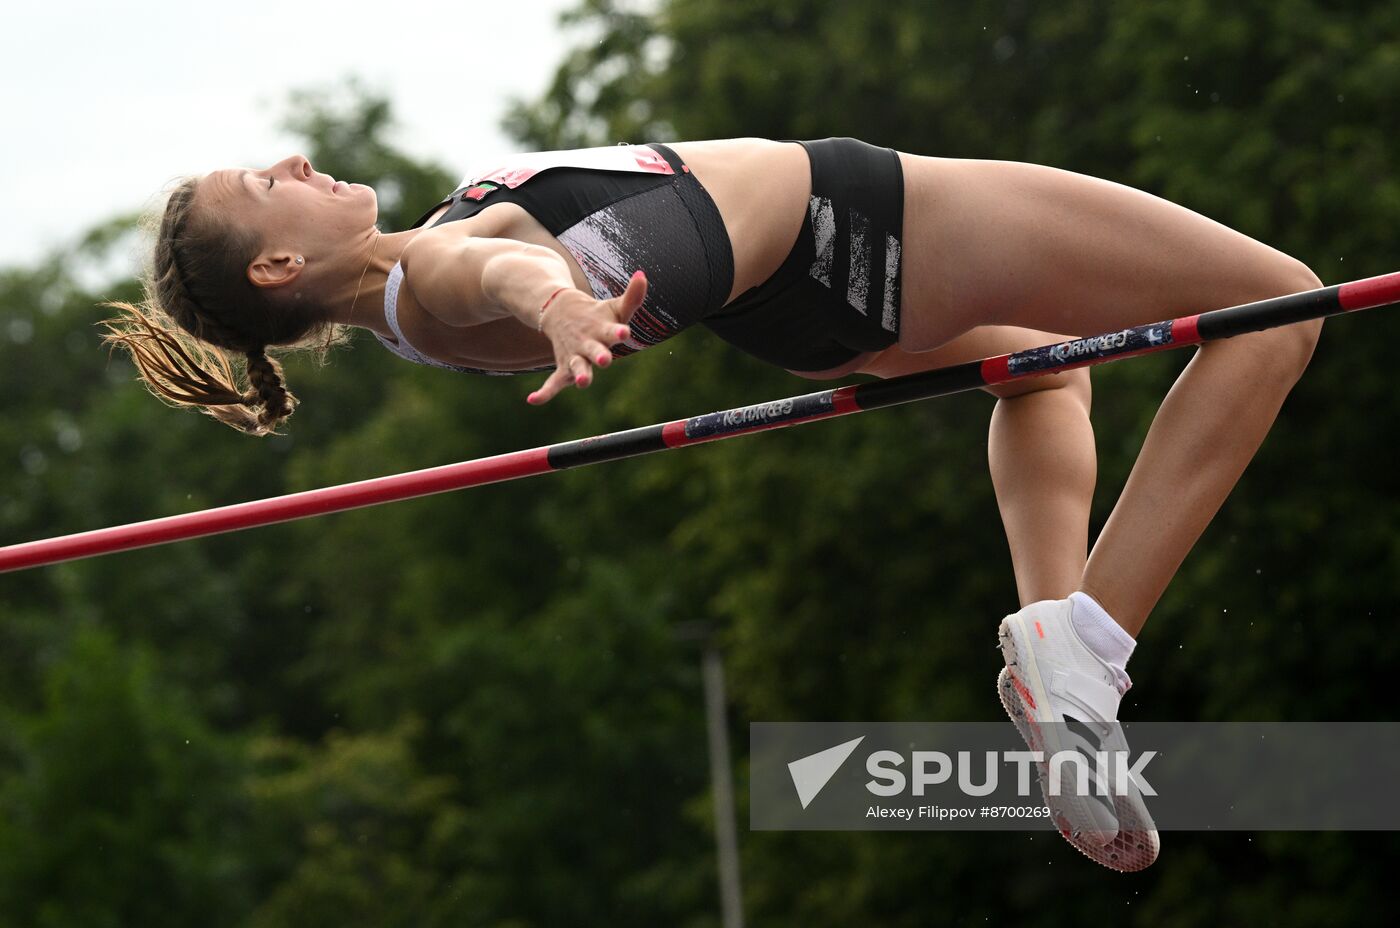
[348,232,380,323]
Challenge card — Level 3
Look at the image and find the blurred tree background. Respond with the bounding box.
[2,1,1398,924]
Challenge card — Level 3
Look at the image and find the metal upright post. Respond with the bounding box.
[702,640,745,928]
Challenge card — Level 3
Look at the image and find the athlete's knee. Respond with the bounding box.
[983,365,1091,411]
[1259,260,1325,382]
[1211,259,1325,386]
[1282,316,1324,381]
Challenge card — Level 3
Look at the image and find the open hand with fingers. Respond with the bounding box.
[527,270,648,405]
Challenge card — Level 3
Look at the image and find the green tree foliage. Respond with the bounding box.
[0,629,252,927]
[2,3,1399,924]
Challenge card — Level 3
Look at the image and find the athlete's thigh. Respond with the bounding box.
[860,325,1090,400]
[895,153,1316,351]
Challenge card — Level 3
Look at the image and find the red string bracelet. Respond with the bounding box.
[537,286,570,331]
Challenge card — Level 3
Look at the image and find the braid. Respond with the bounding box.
[100,173,344,437]
[244,348,297,431]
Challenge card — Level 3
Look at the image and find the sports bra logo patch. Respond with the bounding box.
[462,182,498,202]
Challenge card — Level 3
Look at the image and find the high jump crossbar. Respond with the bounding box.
[3,272,1399,575]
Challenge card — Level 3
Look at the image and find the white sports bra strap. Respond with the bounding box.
[375,262,465,371]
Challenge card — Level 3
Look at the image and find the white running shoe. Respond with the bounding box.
[997,598,1160,872]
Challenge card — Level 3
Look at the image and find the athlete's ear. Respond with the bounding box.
[247,252,304,289]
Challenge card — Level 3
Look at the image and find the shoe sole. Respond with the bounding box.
[998,613,1161,873]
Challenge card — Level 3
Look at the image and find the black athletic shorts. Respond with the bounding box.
[702,137,905,372]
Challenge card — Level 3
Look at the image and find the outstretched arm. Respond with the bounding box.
[403,229,646,403]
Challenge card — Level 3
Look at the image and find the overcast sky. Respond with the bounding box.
[0,0,581,272]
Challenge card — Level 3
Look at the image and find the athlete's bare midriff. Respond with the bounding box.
[391,138,827,374]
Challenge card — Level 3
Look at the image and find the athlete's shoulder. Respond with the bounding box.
[396,234,482,333]
[403,207,515,263]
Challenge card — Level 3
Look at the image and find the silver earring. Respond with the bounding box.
[294,256,304,265]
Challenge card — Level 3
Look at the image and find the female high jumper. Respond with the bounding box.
[103,137,1325,870]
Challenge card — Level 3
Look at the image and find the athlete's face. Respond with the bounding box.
[197,154,377,289]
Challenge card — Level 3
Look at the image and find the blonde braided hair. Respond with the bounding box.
[100,176,348,436]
